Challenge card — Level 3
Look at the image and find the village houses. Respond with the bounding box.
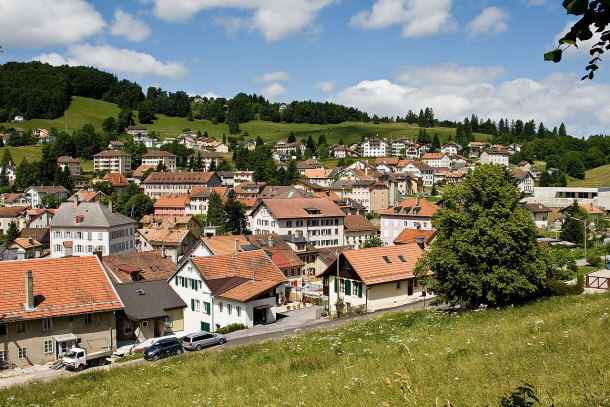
[380,197,440,246]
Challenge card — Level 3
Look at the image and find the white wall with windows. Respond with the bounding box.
[50,225,135,258]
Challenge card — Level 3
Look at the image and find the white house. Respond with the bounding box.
[523,203,552,229]
[215,143,229,153]
[141,172,222,198]
[251,198,346,248]
[343,214,378,249]
[512,170,535,194]
[400,161,434,186]
[321,244,432,313]
[441,142,462,156]
[127,126,147,136]
[168,250,287,332]
[49,201,136,258]
[421,152,450,168]
[360,135,390,157]
[480,148,510,167]
[142,151,177,172]
[379,196,439,246]
[25,186,69,208]
[93,150,132,174]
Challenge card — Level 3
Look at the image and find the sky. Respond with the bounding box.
[1,0,610,138]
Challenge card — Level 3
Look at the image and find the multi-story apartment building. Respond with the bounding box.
[57,156,82,176]
[360,135,390,157]
[188,151,224,171]
[422,152,451,168]
[479,148,510,167]
[343,214,378,249]
[142,151,177,172]
[330,180,389,213]
[379,197,439,246]
[251,198,346,248]
[25,186,69,208]
[93,150,132,174]
[127,125,147,136]
[141,172,222,198]
[400,161,435,186]
[50,201,136,258]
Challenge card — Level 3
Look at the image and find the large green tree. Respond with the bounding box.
[559,201,589,245]
[223,189,247,234]
[428,164,548,308]
[5,221,19,245]
[206,192,226,228]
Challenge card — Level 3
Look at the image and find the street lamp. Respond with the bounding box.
[566,213,587,260]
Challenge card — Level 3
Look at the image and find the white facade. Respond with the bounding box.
[170,260,278,332]
[93,153,132,174]
[142,155,177,172]
[50,224,135,258]
[360,136,390,157]
[480,150,509,167]
[422,154,450,168]
[516,173,535,194]
[380,214,434,246]
[401,163,434,186]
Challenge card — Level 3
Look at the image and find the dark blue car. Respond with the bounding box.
[144,338,183,361]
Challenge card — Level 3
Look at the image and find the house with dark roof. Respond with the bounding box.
[511,169,535,194]
[0,205,28,233]
[57,156,82,176]
[320,244,431,313]
[50,201,136,258]
[19,227,50,251]
[93,150,132,174]
[100,249,178,283]
[7,237,43,259]
[141,171,221,198]
[246,233,306,288]
[523,203,552,229]
[169,250,287,332]
[114,280,186,341]
[1,193,27,207]
[343,214,378,249]
[24,185,69,208]
[0,256,123,367]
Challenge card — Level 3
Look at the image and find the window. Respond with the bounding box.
[219,302,224,312]
[0,351,7,362]
[54,244,61,252]
[16,322,25,334]
[76,245,82,253]
[397,281,401,289]
[42,318,52,330]
[382,256,392,264]
[236,306,241,317]
[353,283,359,296]
[163,314,173,328]
[286,220,292,227]
[84,314,92,324]
[0,324,6,335]
[227,304,232,315]
[43,340,53,354]
[194,300,201,311]
[339,279,345,293]
[18,347,27,360]
[204,302,211,314]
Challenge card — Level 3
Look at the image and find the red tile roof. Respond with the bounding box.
[422,153,446,159]
[343,214,377,232]
[393,229,437,245]
[0,257,122,322]
[380,197,440,217]
[154,194,190,208]
[559,203,604,215]
[261,198,345,219]
[133,164,155,177]
[203,235,250,255]
[103,173,129,187]
[190,250,287,283]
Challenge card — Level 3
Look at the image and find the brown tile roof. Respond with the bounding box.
[142,151,176,158]
[375,157,399,166]
[93,149,132,157]
[101,250,178,283]
[189,150,223,158]
[2,193,26,203]
[217,279,281,302]
[190,250,287,283]
[143,171,216,184]
[403,160,434,171]
[138,228,191,246]
[133,164,155,177]
[10,237,42,249]
[0,206,28,217]
[203,235,250,255]
[57,156,81,163]
[422,153,446,159]
[510,169,532,180]
[153,194,190,208]
[234,182,266,194]
[0,257,122,322]
[303,169,333,179]
[483,148,510,155]
[393,229,437,245]
[29,185,69,194]
[189,186,228,199]
[523,203,551,213]
[246,233,305,268]
[68,190,106,202]
[236,197,257,209]
[103,173,129,187]
[18,227,49,243]
[343,214,377,232]
[380,198,440,217]
[341,244,427,285]
[261,198,345,219]
[140,215,196,226]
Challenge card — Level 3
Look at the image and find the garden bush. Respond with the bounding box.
[586,253,601,268]
[215,323,247,335]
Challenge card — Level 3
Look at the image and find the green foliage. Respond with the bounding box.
[559,202,589,245]
[499,383,540,407]
[546,274,584,296]
[586,253,602,267]
[429,164,548,308]
[361,233,383,248]
[206,192,226,228]
[223,189,246,234]
[1,149,12,165]
[137,100,156,124]
[5,220,18,245]
[214,323,246,335]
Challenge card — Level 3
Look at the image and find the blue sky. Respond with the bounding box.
[1,0,610,137]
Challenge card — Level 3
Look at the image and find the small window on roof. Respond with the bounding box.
[136,289,145,295]
[398,255,407,263]
[382,256,392,264]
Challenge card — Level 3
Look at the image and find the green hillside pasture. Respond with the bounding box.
[0,146,42,165]
[1,293,608,407]
[1,97,120,134]
[568,163,610,187]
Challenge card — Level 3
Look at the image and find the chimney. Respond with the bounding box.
[252,270,256,282]
[74,193,80,207]
[93,250,102,262]
[268,236,274,248]
[234,238,240,255]
[25,270,35,310]
[109,200,113,213]
[28,235,33,245]
[161,246,167,258]
[415,236,425,250]
[415,195,420,206]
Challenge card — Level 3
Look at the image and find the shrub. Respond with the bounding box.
[114,353,144,363]
[215,323,247,335]
[546,274,584,296]
[586,254,602,267]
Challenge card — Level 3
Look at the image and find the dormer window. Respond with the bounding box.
[75,215,84,224]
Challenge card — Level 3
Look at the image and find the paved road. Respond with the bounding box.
[0,298,436,390]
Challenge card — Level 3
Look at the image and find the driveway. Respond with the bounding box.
[0,298,435,389]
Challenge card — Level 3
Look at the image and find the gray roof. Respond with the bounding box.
[114,280,186,321]
[50,202,135,228]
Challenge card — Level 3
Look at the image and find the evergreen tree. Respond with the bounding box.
[228,109,240,134]
[216,159,232,172]
[287,132,296,143]
[222,133,226,145]
[317,134,327,146]
[5,221,19,245]
[431,134,441,151]
[286,160,300,185]
[206,192,226,228]
[558,123,568,138]
[560,201,589,245]
[306,135,316,151]
[256,136,264,147]
[223,189,247,234]
[1,149,12,166]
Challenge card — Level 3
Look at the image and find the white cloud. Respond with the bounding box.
[0,0,105,47]
[349,0,456,38]
[397,63,505,86]
[34,44,188,80]
[334,64,610,137]
[146,0,335,41]
[466,7,510,38]
[314,80,335,93]
[523,0,547,5]
[260,83,287,102]
[110,8,151,42]
[553,21,602,58]
[254,71,291,83]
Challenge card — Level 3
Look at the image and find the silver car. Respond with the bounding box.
[182,331,226,351]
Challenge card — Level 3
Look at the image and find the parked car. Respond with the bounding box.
[182,331,227,351]
[144,338,183,361]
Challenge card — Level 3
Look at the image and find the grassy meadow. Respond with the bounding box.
[1,293,608,407]
[568,163,610,187]
[0,146,42,164]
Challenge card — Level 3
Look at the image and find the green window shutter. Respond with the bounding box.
[175,276,178,285]
[201,322,210,331]
[334,277,338,293]
[206,302,211,314]
[191,299,195,311]
[358,282,363,298]
[345,279,351,295]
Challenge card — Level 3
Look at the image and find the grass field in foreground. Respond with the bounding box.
[568,163,610,187]
[1,293,608,407]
